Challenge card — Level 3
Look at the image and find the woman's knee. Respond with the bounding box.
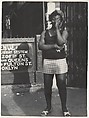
[56,74,67,88]
[56,73,66,81]
[44,74,53,90]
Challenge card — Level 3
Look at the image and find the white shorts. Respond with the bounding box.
[43,58,68,74]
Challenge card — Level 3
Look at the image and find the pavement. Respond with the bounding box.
[1,84,87,117]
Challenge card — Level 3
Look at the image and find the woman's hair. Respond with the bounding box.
[49,10,64,22]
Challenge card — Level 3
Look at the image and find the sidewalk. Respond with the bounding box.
[1,84,87,117]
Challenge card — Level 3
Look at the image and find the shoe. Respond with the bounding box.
[63,111,71,116]
[41,108,51,116]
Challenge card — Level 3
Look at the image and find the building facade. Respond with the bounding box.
[1,2,88,88]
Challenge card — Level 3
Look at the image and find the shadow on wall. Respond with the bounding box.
[10,42,32,85]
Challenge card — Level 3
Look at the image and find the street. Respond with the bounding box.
[1,84,87,117]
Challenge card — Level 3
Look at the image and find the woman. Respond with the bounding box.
[38,10,71,116]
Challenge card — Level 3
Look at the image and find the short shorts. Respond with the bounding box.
[43,58,68,74]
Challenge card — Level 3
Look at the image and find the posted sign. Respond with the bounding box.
[1,42,34,72]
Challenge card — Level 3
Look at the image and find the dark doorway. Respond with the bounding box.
[61,2,88,88]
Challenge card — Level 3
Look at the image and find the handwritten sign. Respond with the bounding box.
[1,43,33,71]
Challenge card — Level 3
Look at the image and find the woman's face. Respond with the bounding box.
[52,15,61,24]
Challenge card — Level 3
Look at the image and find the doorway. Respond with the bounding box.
[61,2,88,88]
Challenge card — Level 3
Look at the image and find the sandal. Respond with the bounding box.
[41,108,51,116]
[63,111,71,116]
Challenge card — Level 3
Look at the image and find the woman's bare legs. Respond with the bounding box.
[56,73,67,112]
[44,74,54,110]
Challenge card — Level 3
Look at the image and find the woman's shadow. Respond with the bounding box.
[11,42,32,93]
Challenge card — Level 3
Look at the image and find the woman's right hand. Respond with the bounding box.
[54,44,64,50]
[54,44,61,49]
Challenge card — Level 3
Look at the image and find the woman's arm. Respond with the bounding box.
[56,28,68,46]
[62,29,68,44]
[55,20,68,46]
[38,30,61,50]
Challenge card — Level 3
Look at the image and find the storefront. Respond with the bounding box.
[1,2,88,88]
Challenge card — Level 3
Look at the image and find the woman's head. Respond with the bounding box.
[49,10,64,25]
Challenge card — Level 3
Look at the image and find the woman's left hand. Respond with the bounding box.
[55,20,62,29]
[55,20,60,29]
